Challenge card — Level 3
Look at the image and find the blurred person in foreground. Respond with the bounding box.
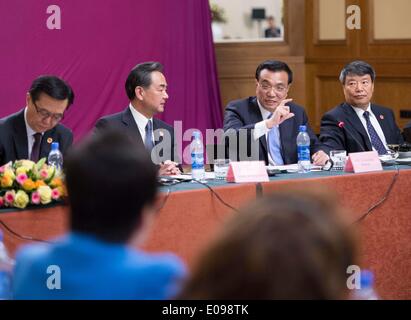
[12,130,186,299]
[178,189,357,299]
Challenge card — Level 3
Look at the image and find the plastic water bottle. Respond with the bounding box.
[0,230,14,300]
[191,131,205,181]
[47,142,63,171]
[353,270,379,300]
[296,125,311,173]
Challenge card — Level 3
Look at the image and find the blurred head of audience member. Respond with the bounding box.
[65,129,158,244]
[26,75,74,133]
[13,129,186,299]
[179,189,357,299]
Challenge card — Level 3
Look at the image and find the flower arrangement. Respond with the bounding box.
[209,2,227,23]
[0,158,65,209]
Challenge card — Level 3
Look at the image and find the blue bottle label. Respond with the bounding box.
[191,152,204,169]
[297,145,310,161]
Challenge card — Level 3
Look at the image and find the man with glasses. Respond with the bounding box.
[0,75,74,165]
[224,60,328,166]
[320,61,403,154]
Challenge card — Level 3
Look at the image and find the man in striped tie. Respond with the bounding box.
[320,61,403,154]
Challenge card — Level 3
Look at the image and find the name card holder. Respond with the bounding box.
[344,151,383,173]
[226,161,269,183]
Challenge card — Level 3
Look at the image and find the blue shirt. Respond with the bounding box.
[12,232,186,300]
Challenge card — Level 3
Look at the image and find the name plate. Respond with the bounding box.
[226,161,269,183]
[344,151,382,173]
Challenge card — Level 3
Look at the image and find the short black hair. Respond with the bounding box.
[29,75,74,107]
[64,129,158,243]
[125,61,163,100]
[255,60,293,85]
[339,61,376,84]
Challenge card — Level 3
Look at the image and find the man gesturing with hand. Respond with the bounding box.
[224,60,328,166]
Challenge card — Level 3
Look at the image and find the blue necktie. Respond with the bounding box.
[145,120,154,151]
[267,115,284,165]
[363,111,387,155]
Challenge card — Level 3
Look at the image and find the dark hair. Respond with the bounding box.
[125,61,164,100]
[339,60,376,84]
[64,130,158,243]
[179,189,357,299]
[255,60,293,84]
[29,75,74,107]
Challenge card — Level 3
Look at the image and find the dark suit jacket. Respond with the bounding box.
[0,109,73,166]
[94,107,180,164]
[319,103,404,153]
[404,121,411,143]
[264,27,281,38]
[223,97,323,165]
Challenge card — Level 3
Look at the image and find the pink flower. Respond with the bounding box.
[5,191,15,204]
[0,196,4,207]
[51,188,60,200]
[40,170,48,179]
[0,165,5,174]
[16,173,28,185]
[31,191,40,205]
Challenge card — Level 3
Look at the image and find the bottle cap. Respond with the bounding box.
[299,125,307,132]
[192,131,201,139]
[51,142,60,151]
[360,270,374,288]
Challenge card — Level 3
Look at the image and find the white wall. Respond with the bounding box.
[211,0,284,40]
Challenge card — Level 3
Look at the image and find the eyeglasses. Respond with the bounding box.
[33,101,64,122]
[258,82,288,95]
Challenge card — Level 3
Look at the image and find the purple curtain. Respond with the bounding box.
[0,0,222,145]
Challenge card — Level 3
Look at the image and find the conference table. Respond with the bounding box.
[1,166,410,300]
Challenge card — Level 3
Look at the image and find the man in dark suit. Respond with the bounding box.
[95,62,180,175]
[224,60,329,166]
[402,121,411,143]
[0,76,74,166]
[320,61,403,154]
[264,16,281,38]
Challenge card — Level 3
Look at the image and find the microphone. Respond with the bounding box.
[338,121,366,152]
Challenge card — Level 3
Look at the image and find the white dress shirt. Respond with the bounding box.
[128,104,153,145]
[24,107,43,159]
[351,104,389,151]
[253,100,280,166]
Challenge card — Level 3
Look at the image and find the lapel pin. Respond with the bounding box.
[380,115,384,120]
[47,137,53,144]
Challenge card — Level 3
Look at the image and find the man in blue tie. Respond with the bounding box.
[320,61,403,154]
[95,62,180,175]
[223,60,328,166]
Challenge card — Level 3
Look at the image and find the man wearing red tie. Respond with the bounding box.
[0,76,74,166]
[320,61,403,154]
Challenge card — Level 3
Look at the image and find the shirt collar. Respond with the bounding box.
[128,103,153,129]
[24,107,41,136]
[351,103,372,118]
[256,99,272,120]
